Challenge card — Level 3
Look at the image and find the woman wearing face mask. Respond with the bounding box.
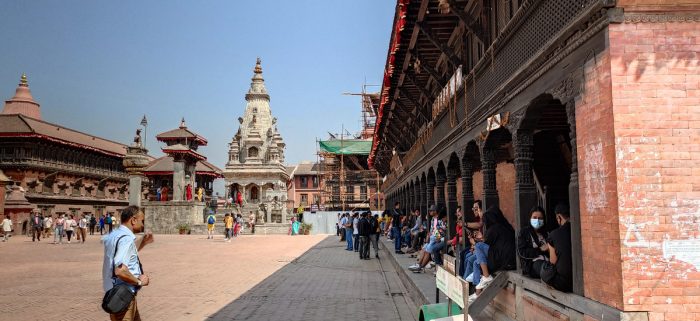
[517,206,550,278]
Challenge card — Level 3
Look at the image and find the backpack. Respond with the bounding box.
[207,215,215,224]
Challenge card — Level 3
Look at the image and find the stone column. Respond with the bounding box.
[446,167,459,240]
[513,130,537,229]
[436,173,446,211]
[122,145,150,207]
[481,148,499,210]
[414,181,420,214]
[567,101,584,295]
[172,159,186,201]
[461,161,475,223]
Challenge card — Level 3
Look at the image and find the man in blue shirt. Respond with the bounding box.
[391,202,405,254]
[102,206,154,321]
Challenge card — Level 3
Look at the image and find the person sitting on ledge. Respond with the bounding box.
[468,206,516,303]
[517,206,550,279]
[541,203,573,293]
[408,205,446,273]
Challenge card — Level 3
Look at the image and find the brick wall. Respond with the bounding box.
[467,163,515,226]
[575,43,625,309]
[609,20,700,320]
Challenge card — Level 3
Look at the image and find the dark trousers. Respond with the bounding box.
[392,227,401,251]
[369,233,379,256]
[359,236,370,259]
[89,225,95,235]
[353,234,359,251]
[66,230,73,241]
[109,224,113,233]
[32,226,41,241]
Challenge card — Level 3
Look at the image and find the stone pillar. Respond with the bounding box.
[461,161,475,223]
[0,170,9,217]
[436,173,446,211]
[446,167,459,240]
[481,148,499,210]
[122,145,150,207]
[567,101,584,295]
[172,159,186,201]
[513,130,537,230]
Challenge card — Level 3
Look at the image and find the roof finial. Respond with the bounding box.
[180,117,186,128]
[20,73,28,87]
[254,57,262,74]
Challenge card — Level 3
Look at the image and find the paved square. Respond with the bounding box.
[0,233,416,321]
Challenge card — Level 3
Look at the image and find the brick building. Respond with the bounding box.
[286,161,324,212]
[371,0,700,320]
[0,75,132,227]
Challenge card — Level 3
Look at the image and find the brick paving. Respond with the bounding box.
[0,233,416,321]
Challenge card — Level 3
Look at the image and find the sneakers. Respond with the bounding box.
[468,293,478,305]
[426,262,435,269]
[475,275,494,290]
[465,272,474,283]
[376,253,379,259]
[408,263,420,270]
[395,250,405,254]
[411,268,425,273]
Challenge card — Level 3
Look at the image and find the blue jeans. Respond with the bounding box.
[430,239,446,265]
[472,242,489,285]
[403,230,411,247]
[345,229,353,250]
[392,227,401,251]
[462,251,477,279]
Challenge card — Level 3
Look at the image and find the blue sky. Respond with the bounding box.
[0,1,394,170]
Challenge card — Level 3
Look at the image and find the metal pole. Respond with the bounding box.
[341,124,345,212]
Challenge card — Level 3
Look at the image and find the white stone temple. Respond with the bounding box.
[224,58,289,224]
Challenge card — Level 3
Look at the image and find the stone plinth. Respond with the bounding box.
[254,223,292,235]
[4,185,36,234]
[143,201,205,234]
[123,145,150,206]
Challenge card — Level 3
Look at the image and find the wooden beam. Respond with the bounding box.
[396,99,429,123]
[411,50,447,88]
[399,87,431,122]
[447,0,487,44]
[416,21,462,69]
[405,71,435,102]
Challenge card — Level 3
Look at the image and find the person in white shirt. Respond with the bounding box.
[78,214,88,243]
[64,215,77,243]
[2,215,13,242]
[352,213,360,252]
[43,215,53,239]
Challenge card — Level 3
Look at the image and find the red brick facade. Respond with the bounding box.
[609,19,700,321]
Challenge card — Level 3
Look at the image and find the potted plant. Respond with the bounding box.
[301,223,312,235]
[176,223,190,235]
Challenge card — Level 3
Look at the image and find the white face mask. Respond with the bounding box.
[530,218,544,229]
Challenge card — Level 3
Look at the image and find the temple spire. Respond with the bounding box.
[254,57,262,74]
[180,117,187,128]
[2,73,41,119]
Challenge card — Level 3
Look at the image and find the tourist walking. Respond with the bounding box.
[30,211,42,242]
[43,215,53,239]
[289,216,300,236]
[2,214,12,242]
[206,211,216,239]
[234,214,243,236]
[102,205,154,321]
[99,215,105,235]
[64,215,77,243]
[78,214,88,243]
[54,214,65,244]
[89,214,97,235]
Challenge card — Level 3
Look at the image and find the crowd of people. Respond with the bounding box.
[339,200,574,304]
[1,211,119,243]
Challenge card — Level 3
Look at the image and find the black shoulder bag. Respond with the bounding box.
[102,235,139,314]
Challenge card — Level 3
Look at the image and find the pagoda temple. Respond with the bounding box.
[224,58,289,225]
